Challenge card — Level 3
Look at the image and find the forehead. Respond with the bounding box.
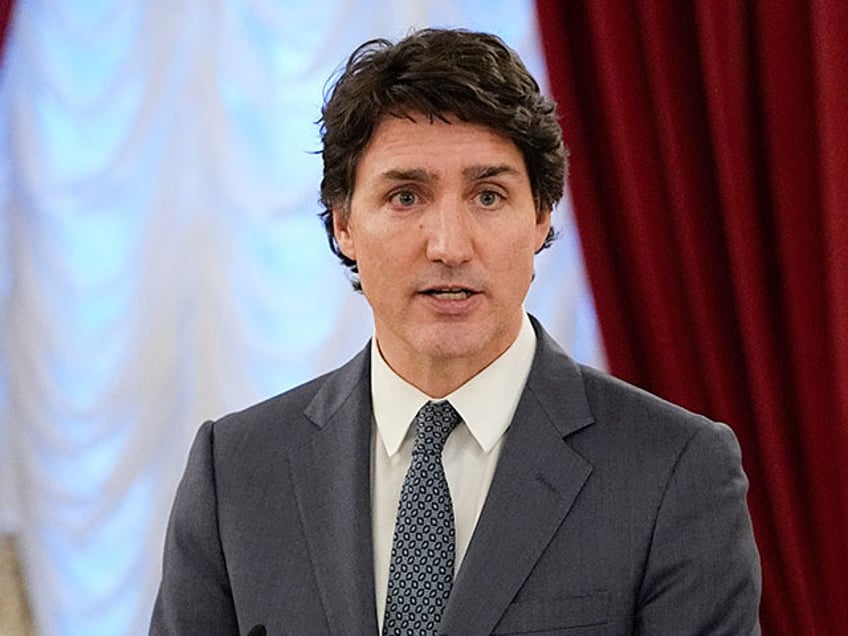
[355,114,527,181]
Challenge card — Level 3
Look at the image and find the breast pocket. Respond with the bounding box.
[491,590,609,634]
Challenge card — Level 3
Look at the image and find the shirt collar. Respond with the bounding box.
[371,313,537,456]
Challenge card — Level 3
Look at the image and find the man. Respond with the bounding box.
[151,29,760,635]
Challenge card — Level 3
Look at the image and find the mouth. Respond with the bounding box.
[420,286,478,300]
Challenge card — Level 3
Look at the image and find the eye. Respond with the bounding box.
[477,190,503,207]
[389,190,418,207]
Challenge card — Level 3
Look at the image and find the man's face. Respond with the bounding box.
[333,114,550,387]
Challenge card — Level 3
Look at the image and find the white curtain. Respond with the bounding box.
[0,1,603,634]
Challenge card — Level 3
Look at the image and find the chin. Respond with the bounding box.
[415,326,492,361]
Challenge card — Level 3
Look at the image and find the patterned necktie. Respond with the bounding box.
[382,400,461,636]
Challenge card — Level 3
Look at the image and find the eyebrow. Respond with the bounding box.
[462,164,520,180]
[381,168,432,182]
[379,164,520,183]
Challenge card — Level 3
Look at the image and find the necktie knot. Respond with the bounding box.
[413,400,460,455]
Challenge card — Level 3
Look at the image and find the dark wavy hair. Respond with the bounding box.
[318,28,567,285]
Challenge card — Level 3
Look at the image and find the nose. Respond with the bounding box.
[424,200,474,266]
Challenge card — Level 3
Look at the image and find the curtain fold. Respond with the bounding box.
[0,0,11,52]
[536,1,848,633]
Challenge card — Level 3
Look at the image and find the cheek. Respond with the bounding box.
[491,231,540,284]
[355,221,417,267]
[488,244,534,284]
[358,254,405,307]
[340,218,391,265]
[352,235,400,289]
[351,232,387,268]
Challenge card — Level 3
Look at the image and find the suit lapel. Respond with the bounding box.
[441,322,596,635]
[288,346,379,634]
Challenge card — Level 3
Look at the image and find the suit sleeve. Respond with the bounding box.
[636,421,761,635]
[149,421,240,635]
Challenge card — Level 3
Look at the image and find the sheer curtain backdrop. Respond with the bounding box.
[0,1,601,634]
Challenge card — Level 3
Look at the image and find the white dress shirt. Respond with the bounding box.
[370,313,537,629]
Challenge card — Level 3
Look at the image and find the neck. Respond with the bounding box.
[374,337,517,399]
[392,359,492,399]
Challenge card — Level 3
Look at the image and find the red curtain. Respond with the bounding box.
[0,0,12,57]
[536,1,848,633]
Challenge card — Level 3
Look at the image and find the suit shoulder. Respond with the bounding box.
[210,345,370,450]
[579,364,705,425]
[575,364,736,457]
[217,370,330,431]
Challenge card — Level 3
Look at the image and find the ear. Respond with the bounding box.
[535,207,552,251]
[333,208,356,260]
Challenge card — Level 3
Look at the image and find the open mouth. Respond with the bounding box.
[422,287,477,300]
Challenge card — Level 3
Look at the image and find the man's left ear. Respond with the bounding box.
[535,208,553,251]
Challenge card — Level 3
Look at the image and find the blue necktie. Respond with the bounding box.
[382,400,461,635]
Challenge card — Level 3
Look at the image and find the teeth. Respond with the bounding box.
[430,289,471,299]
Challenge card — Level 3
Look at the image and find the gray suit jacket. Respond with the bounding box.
[151,320,760,634]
